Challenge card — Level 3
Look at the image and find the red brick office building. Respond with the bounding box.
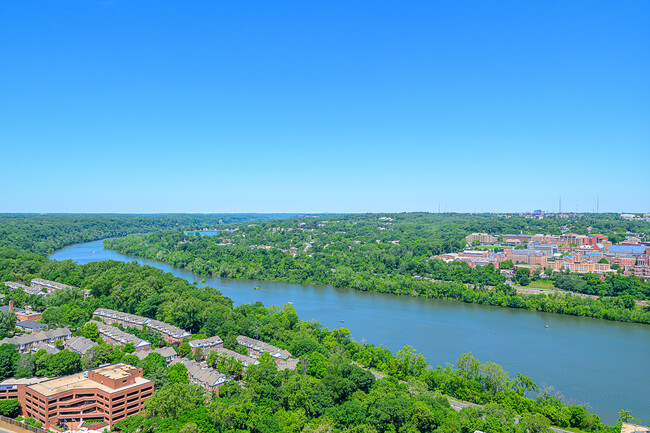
[18,363,153,430]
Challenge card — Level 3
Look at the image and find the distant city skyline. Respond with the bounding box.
[1,2,648,213]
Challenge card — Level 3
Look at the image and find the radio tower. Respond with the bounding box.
[597,196,599,214]
[559,196,562,214]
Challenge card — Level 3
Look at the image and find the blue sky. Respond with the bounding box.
[1,1,648,213]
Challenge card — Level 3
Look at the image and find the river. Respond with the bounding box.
[49,240,649,425]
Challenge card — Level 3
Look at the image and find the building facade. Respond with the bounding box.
[189,336,223,358]
[21,363,153,430]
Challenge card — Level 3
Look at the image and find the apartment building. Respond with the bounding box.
[172,358,226,393]
[93,308,191,344]
[188,336,223,357]
[236,336,292,363]
[21,363,154,430]
[97,323,151,352]
[64,336,98,356]
[0,328,71,354]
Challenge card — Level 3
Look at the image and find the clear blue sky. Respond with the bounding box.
[1,1,648,213]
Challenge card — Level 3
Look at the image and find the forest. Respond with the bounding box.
[104,214,650,324]
[0,214,288,255]
[0,248,627,433]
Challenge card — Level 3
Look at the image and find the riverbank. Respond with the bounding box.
[103,236,650,325]
[48,239,650,425]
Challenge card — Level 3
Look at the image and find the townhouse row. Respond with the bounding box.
[92,308,191,344]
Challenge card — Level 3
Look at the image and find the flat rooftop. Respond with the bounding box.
[94,363,137,380]
[28,364,151,397]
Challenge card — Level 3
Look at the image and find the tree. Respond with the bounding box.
[0,344,18,380]
[0,399,20,416]
[78,321,99,340]
[178,341,191,358]
[618,409,636,424]
[144,382,205,419]
[0,312,17,340]
[83,344,114,369]
[46,350,81,376]
[169,363,189,385]
[14,354,35,378]
[54,339,64,350]
[515,413,551,433]
[515,268,531,286]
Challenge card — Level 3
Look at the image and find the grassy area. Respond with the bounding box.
[516,280,558,290]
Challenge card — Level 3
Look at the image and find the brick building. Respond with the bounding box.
[549,253,614,275]
[188,336,223,358]
[0,301,42,322]
[505,249,548,267]
[21,363,153,430]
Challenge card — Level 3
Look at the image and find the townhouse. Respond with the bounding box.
[64,336,99,356]
[188,336,223,357]
[29,278,72,294]
[0,328,71,354]
[134,346,177,364]
[236,336,292,364]
[172,358,227,393]
[96,323,151,352]
[3,281,47,297]
[93,308,191,344]
[213,347,259,368]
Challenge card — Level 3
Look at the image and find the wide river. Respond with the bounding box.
[50,240,649,424]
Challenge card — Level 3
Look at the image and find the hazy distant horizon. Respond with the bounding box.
[0,208,647,215]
